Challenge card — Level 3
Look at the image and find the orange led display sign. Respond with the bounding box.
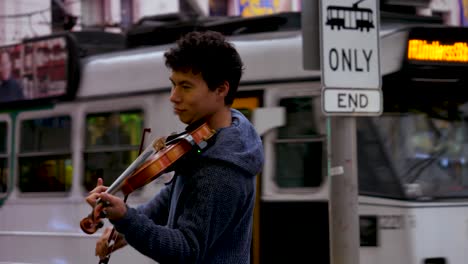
[407,39,468,63]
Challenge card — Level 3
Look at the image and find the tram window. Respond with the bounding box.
[274,97,324,188]
[18,116,72,193]
[0,158,7,193]
[0,122,6,153]
[83,110,143,192]
[357,117,405,199]
[400,113,468,198]
[357,110,468,200]
[0,122,7,193]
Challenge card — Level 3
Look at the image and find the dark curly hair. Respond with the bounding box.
[164,31,244,105]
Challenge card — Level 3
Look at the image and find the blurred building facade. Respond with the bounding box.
[0,0,465,45]
[1,0,299,45]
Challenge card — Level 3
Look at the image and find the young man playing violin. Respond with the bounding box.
[85,31,264,263]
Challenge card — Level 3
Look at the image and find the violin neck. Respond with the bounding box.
[106,147,155,194]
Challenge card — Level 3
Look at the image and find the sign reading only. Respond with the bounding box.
[320,0,381,89]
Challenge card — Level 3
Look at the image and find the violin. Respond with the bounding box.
[79,122,215,258]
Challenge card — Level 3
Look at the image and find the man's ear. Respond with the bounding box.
[216,81,230,97]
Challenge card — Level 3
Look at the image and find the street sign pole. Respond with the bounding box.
[328,116,359,264]
[318,0,381,264]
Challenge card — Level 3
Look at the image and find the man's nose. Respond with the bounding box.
[170,87,181,103]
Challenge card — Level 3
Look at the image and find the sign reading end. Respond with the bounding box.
[323,88,382,115]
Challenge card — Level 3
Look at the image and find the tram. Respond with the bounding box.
[0,12,467,264]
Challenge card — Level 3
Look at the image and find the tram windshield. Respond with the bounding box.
[358,104,468,200]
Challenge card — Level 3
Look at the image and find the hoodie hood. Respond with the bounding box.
[202,109,264,176]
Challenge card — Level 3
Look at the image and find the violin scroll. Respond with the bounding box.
[80,213,104,234]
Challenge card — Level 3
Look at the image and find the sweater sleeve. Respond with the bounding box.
[135,182,172,226]
[111,160,251,263]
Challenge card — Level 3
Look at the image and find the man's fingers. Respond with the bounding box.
[90,185,108,195]
[154,137,166,151]
[95,229,127,257]
[95,193,127,221]
[99,193,113,204]
[99,193,118,208]
[95,227,113,257]
[86,193,104,208]
[93,203,106,221]
[103,227,112,237]
[113,236,128,251]
[94,193,115,220]
[89,178,108,194]
[95,240,109,257]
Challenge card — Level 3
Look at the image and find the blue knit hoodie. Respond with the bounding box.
[112,109,264,263]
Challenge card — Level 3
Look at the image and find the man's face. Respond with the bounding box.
[169,70,225,125]
[0,52,12,81]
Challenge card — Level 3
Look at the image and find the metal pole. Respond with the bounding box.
[329,116,360,264]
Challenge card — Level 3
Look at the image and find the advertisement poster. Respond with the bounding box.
[461,0,468,26]
[0,36,68,104]
[240,0,280,17]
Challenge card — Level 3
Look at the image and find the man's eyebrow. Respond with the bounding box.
[169,78,193,86]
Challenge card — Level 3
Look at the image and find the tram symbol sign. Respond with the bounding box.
[320,0,382,115]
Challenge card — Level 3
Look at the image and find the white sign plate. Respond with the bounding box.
[320,0,381,89]
[323,88,381,114]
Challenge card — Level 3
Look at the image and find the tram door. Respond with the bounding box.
[232,93,262,264]
[235,83,330,264]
